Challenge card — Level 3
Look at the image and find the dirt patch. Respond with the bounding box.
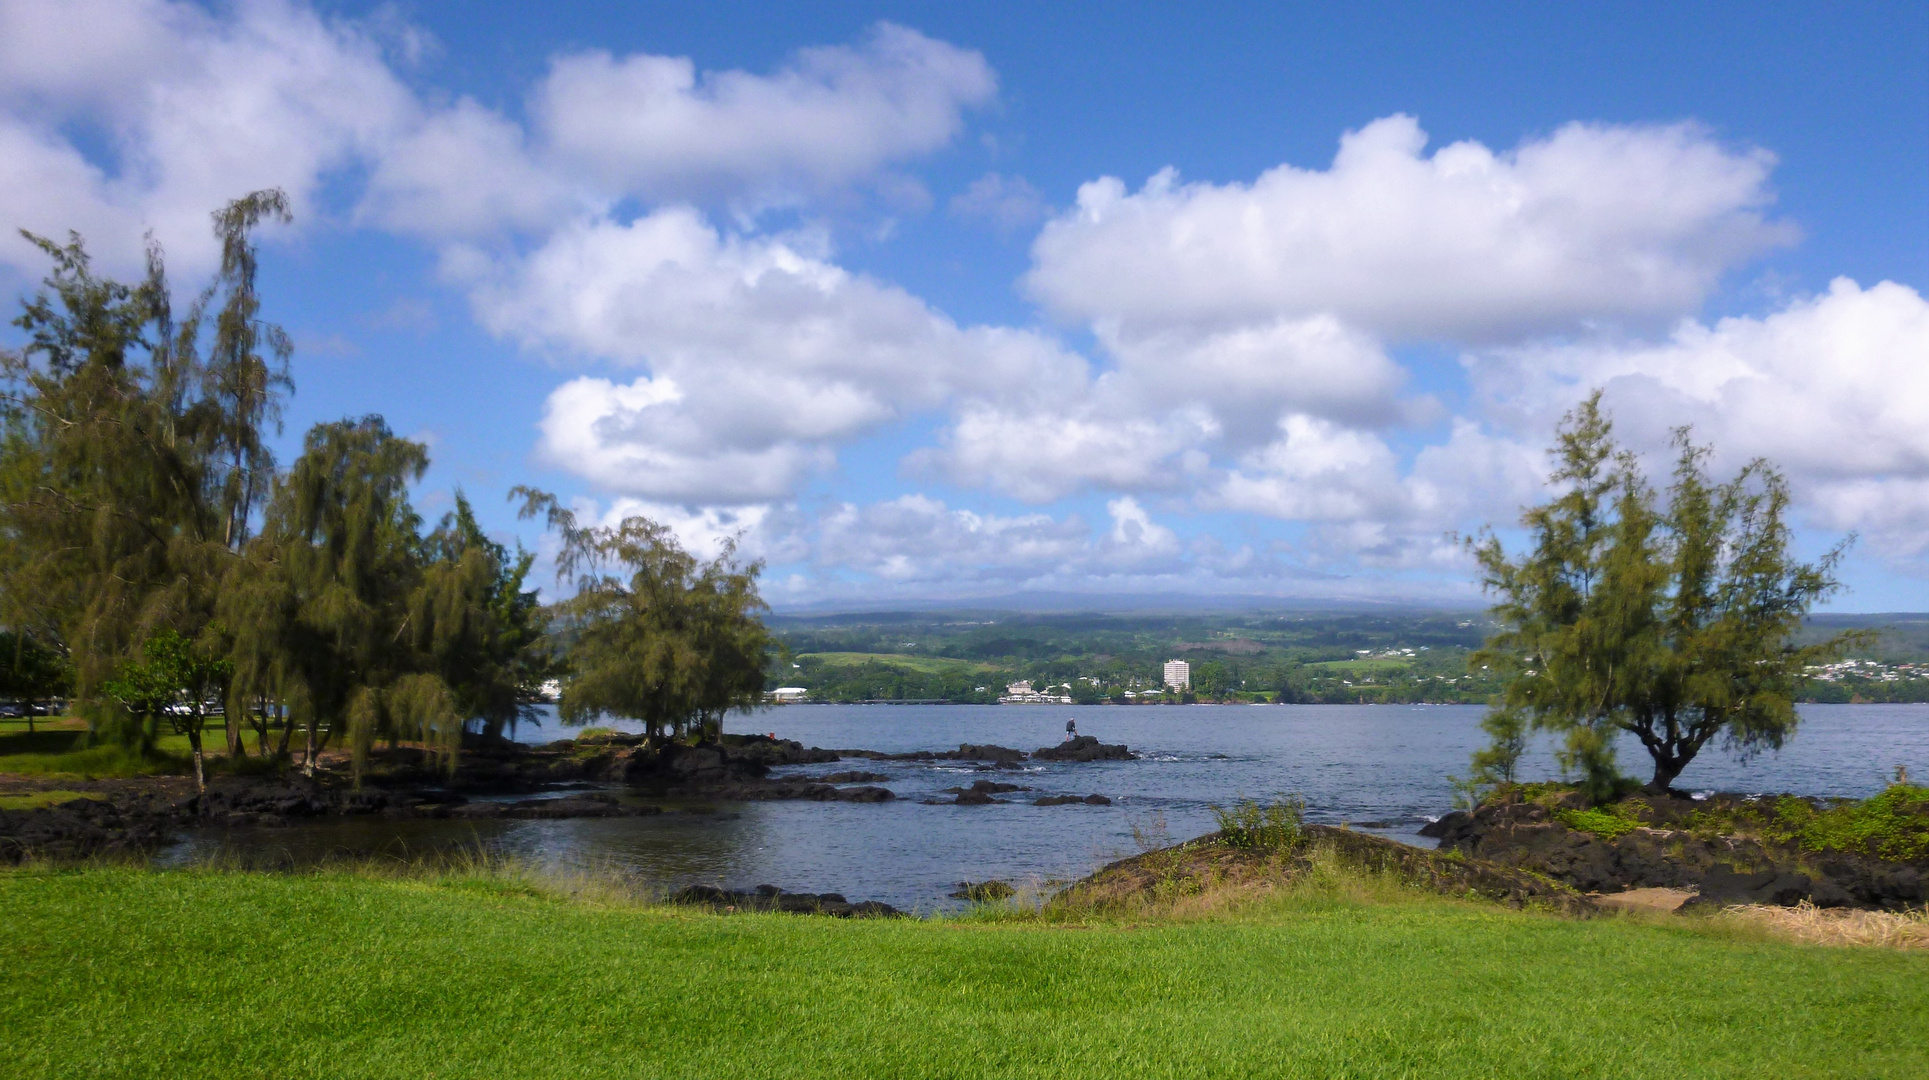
[1593,887,1695,914]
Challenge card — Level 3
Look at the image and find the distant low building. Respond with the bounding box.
[1163,660,1191,690]
[1000,679,1072,704]
[768,687,810,703]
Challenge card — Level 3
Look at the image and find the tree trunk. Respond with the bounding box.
[226,711,243,760]
[304,720,318,778]
[187,723,207,802]
[1645,751,1688,794]
[273,703,293,763]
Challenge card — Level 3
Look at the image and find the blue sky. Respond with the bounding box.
[1,0,1925,609]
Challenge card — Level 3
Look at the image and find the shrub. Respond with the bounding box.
[1211,797,1305,851]
[1761,784,1929,862]
[1553,804,1642,840]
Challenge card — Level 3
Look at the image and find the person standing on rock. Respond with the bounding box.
[1065,718,1077,741]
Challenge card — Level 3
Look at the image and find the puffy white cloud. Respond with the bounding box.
[921,393,1217,502]
[494,209,1087,502]
[0,0,201,108]
[1102,496,1181,562]
[1214,414,1404,522]
[1469,278,1929,555]
[532,23,994,206]
[919,313,1408,501]
[1098,314,1409,442]
[1027,115,1793,343]
[360,98,580,238]
[0,4,997,272]
[592,497,788,564]
[0,0,415,275]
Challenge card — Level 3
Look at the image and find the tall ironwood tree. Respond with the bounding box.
[516,489,772,743]
[0,191,290,748]
[1467,393,1856,798]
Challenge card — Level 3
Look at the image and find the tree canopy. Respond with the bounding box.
[1467,393,1855,798]
[0,195,554,782]
[517,489,771,743]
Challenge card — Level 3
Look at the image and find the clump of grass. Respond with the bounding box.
[0,789,92,811]
[1210,796,1304,851]
[1716,901,1929,951]
[1553,803,1643,840]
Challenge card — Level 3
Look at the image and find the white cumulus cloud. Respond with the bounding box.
[1469,278,1929,556]
[531,22,994,208]
[490,208,1086,503]
[0,0,414,275]
[1027,115,1793,343]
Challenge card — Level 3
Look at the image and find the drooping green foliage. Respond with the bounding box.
[517,488,772,742]
[0,191,290,748]
[229,416,480,778]
[1,198,553,781]
[414,493,553,741]
[1468,393,1856,798]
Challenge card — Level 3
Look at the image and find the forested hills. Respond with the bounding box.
[766,610,1929,705]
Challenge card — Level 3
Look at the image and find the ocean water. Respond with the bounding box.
[158,703,1929,910]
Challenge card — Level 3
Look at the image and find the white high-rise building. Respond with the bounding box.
[1163,659,1191,690]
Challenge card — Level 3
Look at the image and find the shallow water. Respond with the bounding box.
[158,703,1929,910]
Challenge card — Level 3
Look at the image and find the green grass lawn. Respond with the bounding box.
[796,651,999,675]
[1304,659,1415,676]
[2,867,1924,1079]
[0,725,192,778]
[0,720,247,778]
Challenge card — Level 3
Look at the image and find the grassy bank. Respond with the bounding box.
[2,866,1925,1079]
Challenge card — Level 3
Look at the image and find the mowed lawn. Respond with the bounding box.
[2,869,1925,1080]
[794,651,998,676]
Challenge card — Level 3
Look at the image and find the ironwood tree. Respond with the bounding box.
[1467,392,1856,798]
[0,191,290,750]
[516,489,772,744]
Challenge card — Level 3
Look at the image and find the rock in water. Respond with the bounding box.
[941,780,1030,796]
[1032,736,1136,762]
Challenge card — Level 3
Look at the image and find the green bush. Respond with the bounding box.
[1761,784,1929,862]
[1211,797,1305,851]
[1552,805,1642,840]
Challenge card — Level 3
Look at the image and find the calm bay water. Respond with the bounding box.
[159,703,1929,910]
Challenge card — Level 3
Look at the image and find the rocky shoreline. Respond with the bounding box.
[1421,788,1927,911]
[0,731,1137,862]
